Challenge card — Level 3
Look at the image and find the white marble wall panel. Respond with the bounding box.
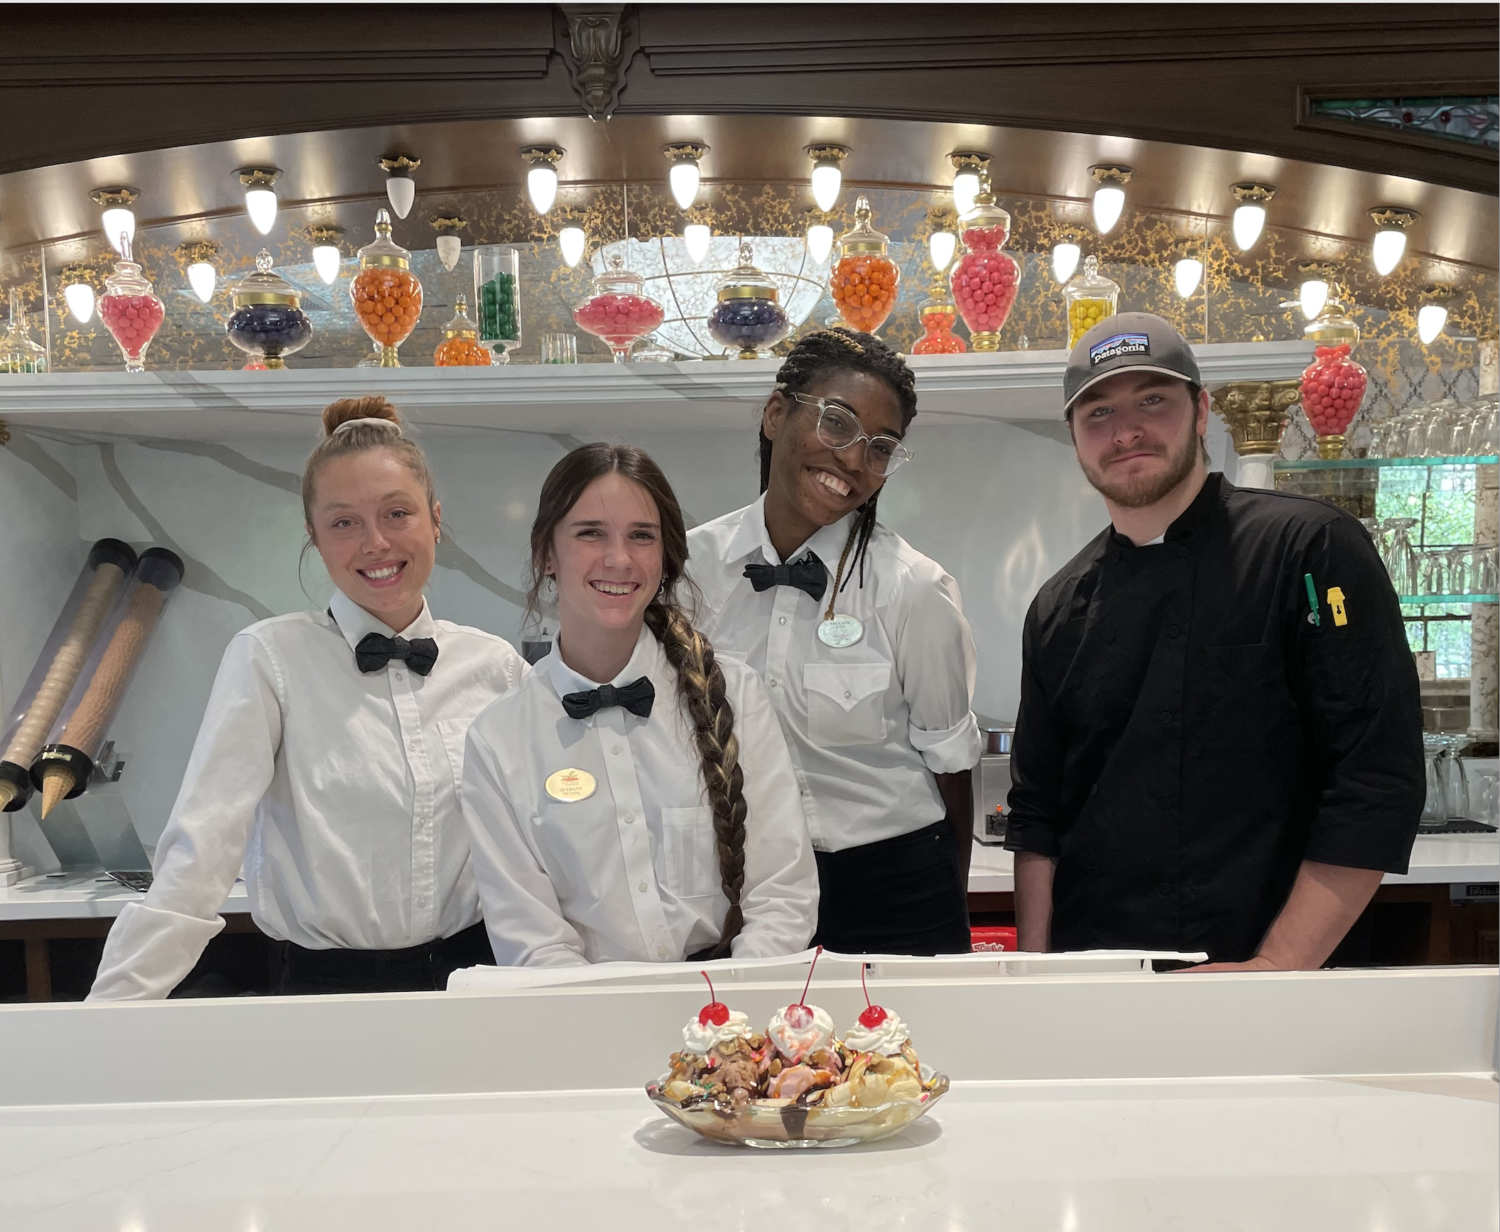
[0,412,1242,849]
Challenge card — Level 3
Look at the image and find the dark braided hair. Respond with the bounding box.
[527,443,748,958]
[759,328,918,589]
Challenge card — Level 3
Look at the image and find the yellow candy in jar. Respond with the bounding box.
[1067,298,1113,349]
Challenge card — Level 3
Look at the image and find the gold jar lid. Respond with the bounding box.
[231,250,301,308]
[355,208,412,271]
[716,241,780,303]
[1304,299,1360,346]
[442,293,480,339]
[836,196,891,259]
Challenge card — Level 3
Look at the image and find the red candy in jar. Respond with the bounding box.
[1299,301,1367,458]
[912,292,966,355]
[949,178,1019,351]
[97,237,165,373]
[572,253,665,363]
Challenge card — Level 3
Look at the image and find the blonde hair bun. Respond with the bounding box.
[321,396,402,439]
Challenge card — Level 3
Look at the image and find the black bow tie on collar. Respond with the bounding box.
[355,632,439,677]
[561,676,655,721]
[743,552,828,602]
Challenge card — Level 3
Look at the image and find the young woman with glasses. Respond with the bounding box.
[687,328,982,955]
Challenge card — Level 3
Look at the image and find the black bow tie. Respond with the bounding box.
[743,553,828,602]
[561,676,655,720]
[355,632,439,677]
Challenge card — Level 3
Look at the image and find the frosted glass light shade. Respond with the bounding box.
[683,224,711,264]
[313,245,342,284]
[63,281,95,324]
[558,225,587,268]
[245,187,278,235]
[1372,228,1406,276]
[186,261,216,303]
[928,229,957,273]
[1052,242,1081,284]
[806,223,834,264]
[385,176,416,220]
[811,162,842,212]
[528,165,559,215]
[101,208,136,253]
[1417,303,1448,345]
[1298,279,1329,321]
[435,234,461,272]
[1231,203,1266,251]
[1173,257,1203,299]
[1092,185,1125,234]
[669,161,700,210]
[952,170,980,216]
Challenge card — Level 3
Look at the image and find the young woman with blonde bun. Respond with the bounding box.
[461,443,818,965]
[90,397,528,998]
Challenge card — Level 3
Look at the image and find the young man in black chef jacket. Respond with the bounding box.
[1006,313,1423,970]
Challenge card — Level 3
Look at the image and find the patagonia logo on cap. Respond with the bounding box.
[1089,333,1150,366]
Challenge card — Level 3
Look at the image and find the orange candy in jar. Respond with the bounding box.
[433,295,493,367]
[912,281,966,354]
[350,208,422,367]
[831,196,900,335]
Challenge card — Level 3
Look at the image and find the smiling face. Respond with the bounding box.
[543,472,664,644]
[308,448,440,632]
[1069,372,1209,509]
[762,369,906,539]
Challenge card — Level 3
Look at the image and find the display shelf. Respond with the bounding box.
[0,340,1314,441]
[1397,594,1499,605]
[1275,455,1499,470]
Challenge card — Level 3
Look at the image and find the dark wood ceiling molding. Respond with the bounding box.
[555,4,640,121]
[1295,82,1500,166]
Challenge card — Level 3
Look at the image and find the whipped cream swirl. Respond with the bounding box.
[842,1009,910,1056]
[681,1009,751,1055]
[767,1003,834,1062]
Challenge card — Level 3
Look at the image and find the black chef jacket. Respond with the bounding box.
[1004,472,1423,962]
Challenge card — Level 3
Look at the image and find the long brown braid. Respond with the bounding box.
[758,328,919,589]
[527,443,748,957]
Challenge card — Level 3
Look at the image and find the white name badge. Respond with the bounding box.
[545,768,597,802]
[817,614,864,648]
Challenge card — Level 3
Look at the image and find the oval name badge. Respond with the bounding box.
[817,614,865,649]
[545,767,598,803]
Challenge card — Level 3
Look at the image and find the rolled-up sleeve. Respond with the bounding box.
[1294,516,1423,873]
[1004,598,1065,859]
[893,562,982,774]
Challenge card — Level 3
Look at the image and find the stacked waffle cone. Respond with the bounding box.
[40,581,167,817]
[0,562,127,812]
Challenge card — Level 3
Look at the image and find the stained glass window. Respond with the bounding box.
[1310,96,1499,150]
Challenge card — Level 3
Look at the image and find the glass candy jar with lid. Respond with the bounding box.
[912,277,966,354]
[433,295,492,367]
[1300,296,1368,458]
[473,245,521,362]
[1064,255,1119,350]
[707,241,790,359]
[949,178,1019,351]
[225,250,312,370]
[0,287,48,373]
[350,208,422,367]
[572,252,665,363]
[98,235,165,373]
[831,196,900,334]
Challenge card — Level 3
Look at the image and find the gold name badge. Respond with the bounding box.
[545,768,597,803]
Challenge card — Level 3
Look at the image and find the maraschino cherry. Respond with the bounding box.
[783,945,823,1029]
[697,971,729,1027]
[858,962,888,1029]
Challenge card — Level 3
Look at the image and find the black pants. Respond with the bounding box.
[269,921,494,995]
[812,820,971,955]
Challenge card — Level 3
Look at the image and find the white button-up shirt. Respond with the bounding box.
[687,495,982,853]
[460,624,818,966]
[89,589,527,1000]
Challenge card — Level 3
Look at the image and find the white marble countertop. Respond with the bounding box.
[0,1075,1492,1231]
[967,831,1500,894]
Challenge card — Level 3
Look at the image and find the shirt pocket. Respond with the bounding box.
[803,661,892,747]
[434,718,469,798]
[657,804,720,899]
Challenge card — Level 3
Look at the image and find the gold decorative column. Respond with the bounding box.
[1210,379,1300,489]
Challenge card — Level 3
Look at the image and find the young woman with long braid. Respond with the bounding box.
[461,444,817,965]
[688,328,982,955]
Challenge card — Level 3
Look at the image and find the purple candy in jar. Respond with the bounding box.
[708,242,791,359]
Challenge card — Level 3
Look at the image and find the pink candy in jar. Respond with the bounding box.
[97,236,165,373]
[1300,343,1368,444]
[572,252,666,363]
[949,180,1020,351]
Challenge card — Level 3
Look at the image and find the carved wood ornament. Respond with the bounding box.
[556,5,639,121]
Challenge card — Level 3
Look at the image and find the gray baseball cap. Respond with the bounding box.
[1063,312,1202,416]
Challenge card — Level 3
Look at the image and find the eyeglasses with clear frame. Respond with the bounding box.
[788,392,914,477]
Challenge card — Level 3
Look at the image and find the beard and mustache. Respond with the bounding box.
[1078,420,1202,509]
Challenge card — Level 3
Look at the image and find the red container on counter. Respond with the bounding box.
[970,926,1019,953]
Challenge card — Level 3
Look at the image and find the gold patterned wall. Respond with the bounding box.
[3,182,1494,428]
